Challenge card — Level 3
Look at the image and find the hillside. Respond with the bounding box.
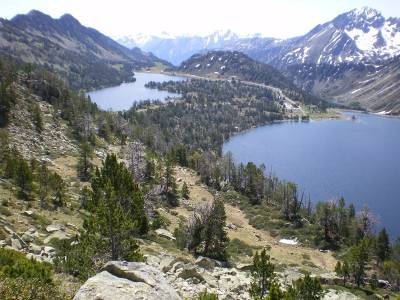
[176,50,325,107]
[0,10,166,90]
[1,55,399,299]
[283,58,400,114]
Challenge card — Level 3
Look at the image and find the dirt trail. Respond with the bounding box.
[162,166,336,271]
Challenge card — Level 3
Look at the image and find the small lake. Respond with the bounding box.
[87,72,186,111]
[223,112,400,238]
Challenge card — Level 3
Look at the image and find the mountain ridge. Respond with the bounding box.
[0,10,167,90]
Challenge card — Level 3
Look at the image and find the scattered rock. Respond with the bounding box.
[43,246,56,255]
[177,265,205,283]
[10,238,22,250]
[236,263,252,271]
[323,289,358,300]
[66,223,78,230]
[23,210,34,216]
[44,230,71,244]
[162,257,191,273]
[155,228,176,241]
[22,228,39,243]
[195,256,221,271]
[46,224,63,233]
[29,243,42,254]
[226,223,237,230]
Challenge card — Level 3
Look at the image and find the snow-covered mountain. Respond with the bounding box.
[116,30,254,65]
[117,7,400,67]
[269,7,400,66]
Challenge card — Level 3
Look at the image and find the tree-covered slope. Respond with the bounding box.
[176,50,325,107]
[0,10,167,90]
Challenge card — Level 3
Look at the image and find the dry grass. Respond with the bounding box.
[159,166,337,271]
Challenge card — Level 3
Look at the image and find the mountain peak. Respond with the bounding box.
[351,7,381,18]
[333,6,385,31]
[27,9,49,18]
[59,13,81,25]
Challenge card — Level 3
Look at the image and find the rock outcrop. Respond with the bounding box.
[73,255,359,300]
[73,261,181,300]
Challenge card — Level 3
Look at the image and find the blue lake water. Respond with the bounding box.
[88,72,186,111]
[223,112,400,238]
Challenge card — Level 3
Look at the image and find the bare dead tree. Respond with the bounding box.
[357,206,378,238]
[79,113,93,140]
[125,140,145,182]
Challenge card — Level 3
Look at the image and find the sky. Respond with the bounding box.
[1,0,400,39]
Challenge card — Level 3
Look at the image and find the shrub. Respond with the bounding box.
[197,291,218,300]
[150,212,171,230]
[227,238,254,259]
[0,206,11,217]
[0,248,53,283]
[0,276,65,300]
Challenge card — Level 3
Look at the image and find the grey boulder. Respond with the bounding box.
[73,261,181,300]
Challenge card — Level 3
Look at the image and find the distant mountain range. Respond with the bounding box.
[116,30,263,66]
[117,8,400,66]
[0,10,167,89]
[117,7,400,113]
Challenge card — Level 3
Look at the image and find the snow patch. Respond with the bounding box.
[279,238,298,245]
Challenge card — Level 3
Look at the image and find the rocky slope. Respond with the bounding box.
[255,7,400,66]
[73,255,355,299]
[283,58,400,114]
[0,10,167,90]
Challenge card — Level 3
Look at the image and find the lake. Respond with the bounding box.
[87,72,186,111]
[223,112,400,238]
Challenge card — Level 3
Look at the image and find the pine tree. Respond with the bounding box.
[165,159,177,194]
[181,181,190,199]
[0,82,12,127]
[38,162,49,208]
[249,248,275,299]
[348,238,371,287]
[335,260,350,286]
[376,228,390,264]
[49,172,66,208]
[87,154,148,260]
[266,282,285,300]
[335,261,342,278]
[203,198,229,260]
[78,142,93,181]
[16,159,33,196]
[286,273,324,300]
[143,159,155,182]
[32,103,44,132]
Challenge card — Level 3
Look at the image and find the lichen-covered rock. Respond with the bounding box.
[74,261,181,300]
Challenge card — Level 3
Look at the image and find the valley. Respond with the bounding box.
[0,4,400,300]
